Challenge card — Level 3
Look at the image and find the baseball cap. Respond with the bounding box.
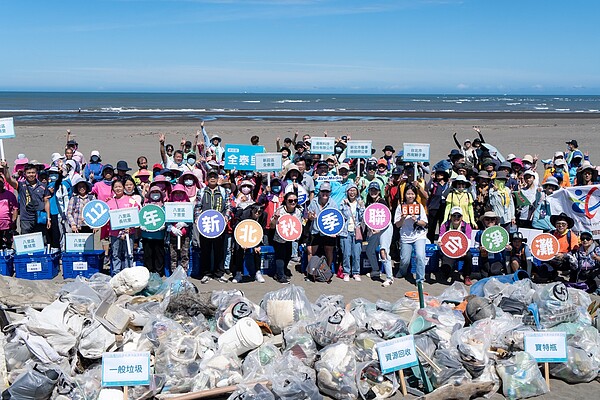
[450,206,463,216]
[320,182,331,192]
[506,153,517,161]
[338,163,350,171]
[554,151,564,158]
[554,158,566,166]
[152,163,163,170]
[368,181,380,191]
[566,139,578,147]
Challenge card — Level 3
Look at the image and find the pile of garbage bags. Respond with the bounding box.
[0,268,599,400]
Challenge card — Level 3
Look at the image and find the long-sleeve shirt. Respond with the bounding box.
[67,195,92,229]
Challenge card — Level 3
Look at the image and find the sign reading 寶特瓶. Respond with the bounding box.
[524,331,567,363]
[346,140,372,158]
[375,335,419,374]
[102,351,151,387]
[164,202,194,223]
[0,118,16,139]
[224,144,265,170]
[403,143,430,163]
[255,153,283,172]
[310,137,336,155]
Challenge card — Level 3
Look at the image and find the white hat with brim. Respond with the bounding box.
[451,175,472,188]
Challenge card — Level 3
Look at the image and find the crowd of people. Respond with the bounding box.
[1,124,599,293]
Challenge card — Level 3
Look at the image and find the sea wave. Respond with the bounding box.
[242,100,261,103]
[534,107,549,110]
[274,100,310,103]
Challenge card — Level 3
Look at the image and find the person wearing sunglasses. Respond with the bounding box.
[572,230,600,293]
[270,192,303,284]
[533,212,579,283]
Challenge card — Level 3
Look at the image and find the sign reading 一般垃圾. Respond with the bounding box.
[346,140,372,158]
[375,335,419,374]
[310,137,336,155]
[255,153,283,172]
[164,202,194,223]
[224,144,265,170]
[403,143,430,163]
[14,232,45,255]
[102,351,151,387]
[0,117,16,139]
[524,331,568,363]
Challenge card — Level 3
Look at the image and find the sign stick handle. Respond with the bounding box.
[357,160,360,178]
[417,281,425,309]
[123,385,128,400]
[267,173,271,188]
[544,362,550,389]
[414,162,418,181]
[398,369,407,396]
[177,235,181,250]
[0,139,4,161]
[125,233,132,258]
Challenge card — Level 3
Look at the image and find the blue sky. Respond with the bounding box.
[2,0,599,94]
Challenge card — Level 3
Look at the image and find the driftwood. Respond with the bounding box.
[417,380,495,400]
[157,381,270,400]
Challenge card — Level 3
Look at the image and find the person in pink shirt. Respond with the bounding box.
[92,164,115,202]
[106,180,139,274]
[0,171,18,249]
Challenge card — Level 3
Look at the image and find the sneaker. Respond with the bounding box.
[353,275,362,282]
[276,275,290,284]
[343,274,350,282]
[200,276,211,284]
[382,279,393,287]
[215,276,228,283]
[255,271,265,283]
[232,273,243,284]
[464,277,473,286]
[291,256,300,263]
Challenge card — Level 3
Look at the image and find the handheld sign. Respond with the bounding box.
[364,203,392,231]
[255,153,283,173]
[481,226,509,254]
[276,214,302,242]
[102,351,151,387]
[531,233,560,262]
[0,117,16,139]
[403,143,430,163]
[284,183,308,206]
[316,208,345,237]
[346,140,372,158]
[109,208,140,230]
[14,232,45,255]
[197,210,226,238]
[401,203,420,216]
[83,200,111,229]
[65,233,95,252]
[234,219,264,248]
[164,202,194,223]
[439,230,469,259]
[139,204,166,232]
[224,144,265,170]
[310,137,336,155]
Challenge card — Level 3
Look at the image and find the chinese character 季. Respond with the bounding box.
[321,212,340,233]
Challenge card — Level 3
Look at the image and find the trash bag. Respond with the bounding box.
[429,348,470,388]
[450,326,491,378]
[524,282,579,329]
[355,360,398,399]
[215,294,269,333]
[470,270,530,297]
[2,363,60,400]
[362,311,407,340]
[348,298,377,330]
[549,345,598,383]
[409,305,464,344]
[353,332,385,362]
[139,272,164,296]
[190,350,243,392]
[109,266,150,295]
[313,294,345,314]
[496,351,548,399]
[307,305,357,347]
[261,285,315,334]
[283,320,318,367]
[438,282,469,304]
[242,343,282,380]
[315,342,358,399]
[270,354,323,400]
[228,383,275,400]
[389,297,419,323]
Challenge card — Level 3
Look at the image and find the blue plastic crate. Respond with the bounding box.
[62,250,105,279]
[0,250,14,276]
[14,252,60,280]
[457,248,480,272]
[411,244,440,274]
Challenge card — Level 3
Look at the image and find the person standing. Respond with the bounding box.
[395,185,428,283]
[0,170,18,249]
[339,183,365,281]
[5,162,47,235]
[106,180,139,274]
[364,182,394,287]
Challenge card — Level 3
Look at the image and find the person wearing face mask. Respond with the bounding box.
[141,186,167,276]
[443,175,475,227]
[44,165,71,251]
[181,152,197,173]
[84,150,103,184]
[168,184,192,273]
[148,175,172,202]
[67,176,94,234]
[0,169,18,249]
[178,171,201,203]
[542,152,571,188]
[488,171,515,230]
[235,180,256,210]
[532,176,559,232]
[257,176,283,245]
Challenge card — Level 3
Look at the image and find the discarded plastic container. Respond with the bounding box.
[218,317,264,356]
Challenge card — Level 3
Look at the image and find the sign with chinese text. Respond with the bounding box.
[284,183,308,206]
[310,137,336,155]
[65,233,95,253]
[109,207,140,230]
[0,117,16,139]
[316,208,345,236]
[481,226,509,254]
[197,210,226,238]
[403,143,430,163]
[255,153,283,172]
[14,232,45,255]
[439,230,470,259]
[224,144,265,170]
[83,200,111,228]
[524,332,568,363]
[276,214,302,241]
[376,335,419,374]
[234,219,264,248]
[346,140,373,158]
[139,204,166,232]
[164,202,194,223]
[531,233,560,262]
[401,203,421,216]
[364,203,392,231]
[102,351,151,387]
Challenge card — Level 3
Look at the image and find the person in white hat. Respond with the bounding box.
[83,150,103,183]
[443,175,476,227]
[515,170,539,228]
[542,155,570,188]
[532,176,560,232]
[438,206,474,285]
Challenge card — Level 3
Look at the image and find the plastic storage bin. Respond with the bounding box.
[62,250,105,279]
[0,250,14,276]
[14,252,60,280]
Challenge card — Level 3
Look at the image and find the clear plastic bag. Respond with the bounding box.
[228,383,275,400]
[261,285,315,334]
[190,350,243,392]
[450,326,490,379]
[3,363,60,400]
[389,297,418,324]
[306,305,357,347]
[270,354,323,400]
[242,343,282,380]
[496,351,548,399]
[439,281,469,303]
[428,348,470,388]
[353,332,385,362]
[313,294,345,314]
[282,320,318,367]
[549,345,598,383]
[215,294,269,334]
[315,342,358,399]
[355,360,398,399]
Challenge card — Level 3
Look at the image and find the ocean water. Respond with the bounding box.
[0,92,599,122]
